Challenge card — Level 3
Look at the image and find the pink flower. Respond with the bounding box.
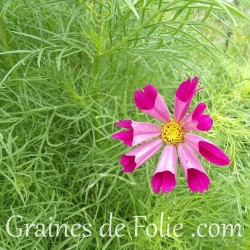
[112,77,230,193]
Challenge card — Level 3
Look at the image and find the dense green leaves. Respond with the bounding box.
[0,0,249,249]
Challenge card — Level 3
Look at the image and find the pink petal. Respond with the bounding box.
[120,138,164,172]
[131,121,161,146]
[115,120,132,129]
[112,130,133,146]
[134,85,157,110]
[120,155,136,172]
[182,102,213,132]
[182,102,206,125]
[178,143,210,193]
[176,77,198,102]
[151,145,177,193]
[174,77,200,122]
[192,103,207,120]
[197,115,213,131]
[113,120,162,146]
[183,115,213,132]
[184,133,231,166]
[186,168,210,193]
[134,85,171,123]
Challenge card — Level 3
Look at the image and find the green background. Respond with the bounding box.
[0,0,249,249]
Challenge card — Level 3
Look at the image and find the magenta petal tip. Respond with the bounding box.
[151,171,176,194]
[199,141,231,166]
[197,115,213,131]
[115,120,132,128]
[187,169,210,193]
[120,155,136,172]
[176,77,199,102]
[134,85,157,110]
[112,131,133,146]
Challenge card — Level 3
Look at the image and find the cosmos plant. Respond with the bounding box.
[112,77,230,193]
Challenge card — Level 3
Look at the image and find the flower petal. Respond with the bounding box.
[115,120,132,129]
[112,120,162,146]
[182,103,206,125]
[197,115,213,131]
[120,138,163,172]
[184,133,231,166]
[182,103,213,132]
[178,143,210,193]
[112,130,133,146]
[151,144,177,193]
[134,85,171,123]
[174,77,200,122]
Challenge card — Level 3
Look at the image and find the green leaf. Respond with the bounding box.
[124,0,139,20]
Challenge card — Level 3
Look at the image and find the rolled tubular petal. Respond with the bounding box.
[197,115,213,131]
[184,133,230,166]
[182,103,206,125]
[112,120,162,146]
[151,144,177,193]
[192,103,207,120]
[174,77,200,122]
[178,143,210,193]
[134,85,171,123]
[112,130,133,146]
[115,120,132,129]
[120,138,164,172]
[182,103,213,132]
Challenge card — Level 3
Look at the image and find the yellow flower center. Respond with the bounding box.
[161,120,185,145]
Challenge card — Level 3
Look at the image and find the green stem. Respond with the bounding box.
[100,10,161,57]
[0,14,14,68]
[92,53,100,77]
[99,1,182,57]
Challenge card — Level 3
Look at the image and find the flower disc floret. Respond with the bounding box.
[161,120,185,145]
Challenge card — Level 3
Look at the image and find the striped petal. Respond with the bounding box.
[184,133,230,166]
[112,120,162,147]
[134,85,171,123]
[151,144,177,193]
[174,77,202,122]
[120,138,164,172]
[178,143,210,193]
[182,103,213,131]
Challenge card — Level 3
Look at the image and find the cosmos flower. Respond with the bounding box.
[112,77,230,193]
